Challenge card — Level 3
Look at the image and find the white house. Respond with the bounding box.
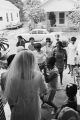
[41,0,78,32]
[0,0,20,30]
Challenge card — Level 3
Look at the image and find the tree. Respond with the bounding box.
[67,4,80,26]
[23,0,46,24]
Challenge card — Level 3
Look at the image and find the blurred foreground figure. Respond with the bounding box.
[0,97,6,120]
[57,107,79,120]
[4,50,46,120]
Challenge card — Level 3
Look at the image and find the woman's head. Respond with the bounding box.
[34,43,42,51]
[46,38,52,47]
[66,83,77,98]
[5,50,37,99]
[56,41,63,49]
[71,37,76,44]
[17,35,23,42]
[29,37,34,44]
[46,56,56,69]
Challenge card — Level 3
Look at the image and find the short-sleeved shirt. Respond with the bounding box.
[28,44,35,51]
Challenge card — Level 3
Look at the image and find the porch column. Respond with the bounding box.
[46,12,50,31]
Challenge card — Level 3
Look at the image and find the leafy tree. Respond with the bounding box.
[67,5,80,26]
[23,0,46,24]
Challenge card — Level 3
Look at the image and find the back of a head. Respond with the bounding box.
[8,51,36,80]
[34,43,41,50]
[29,37,34,41]
[46,56,56,69]
[66,83,77,98]
[46,37,51,43]
[71,37,76,42]
[5,50,37,102]
[17,35,23,39]
[56,41,63,47]
[58,107,79,120]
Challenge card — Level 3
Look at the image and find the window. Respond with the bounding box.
[6,13,9,22]
[59,12,65,24]
[38,30,44,34]
[11,13,13,21]
[0,17,3,21]
[31,31,37,34]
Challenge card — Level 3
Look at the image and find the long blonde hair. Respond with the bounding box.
[5,50,38,100]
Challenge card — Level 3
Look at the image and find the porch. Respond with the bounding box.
[48,26,79,32]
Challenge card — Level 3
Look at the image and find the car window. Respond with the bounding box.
[31,30,37,34]
[38,30,44,34]
[43,31,47,34]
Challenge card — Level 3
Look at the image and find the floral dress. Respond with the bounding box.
[53,48,67,73]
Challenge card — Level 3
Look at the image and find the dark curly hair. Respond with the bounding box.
[46,56,56,69]
[66,83,77,98]
[56,41,63,47]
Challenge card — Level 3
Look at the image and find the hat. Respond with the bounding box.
[71,37,76,42]
[58,107,79,120]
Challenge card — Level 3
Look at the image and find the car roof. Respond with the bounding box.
[31,29,48,31]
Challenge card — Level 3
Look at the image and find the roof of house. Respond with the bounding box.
[41,0,77,12]
[0,0,19,11]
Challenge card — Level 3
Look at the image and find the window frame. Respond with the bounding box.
[59,12,65,24]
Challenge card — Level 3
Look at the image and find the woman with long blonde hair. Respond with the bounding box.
[4,50,46,120]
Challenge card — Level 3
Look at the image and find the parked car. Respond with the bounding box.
[19,28,49,42]
[6,22,23,30]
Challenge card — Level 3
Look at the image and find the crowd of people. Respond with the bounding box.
[0,33,80,120]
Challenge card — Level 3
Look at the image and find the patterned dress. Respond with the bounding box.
[53,48,67,73]
[0,97,6,120]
